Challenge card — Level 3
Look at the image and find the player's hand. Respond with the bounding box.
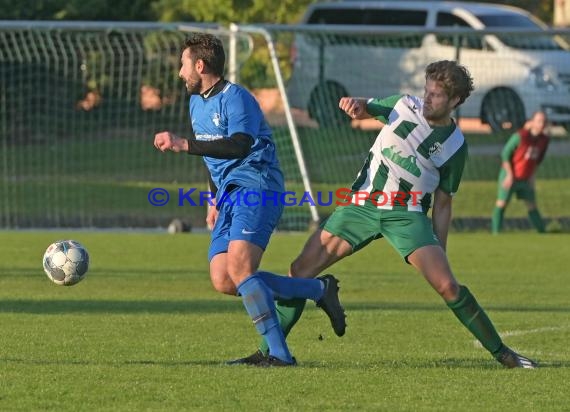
[154,131,187,152]
[339,97,366,119]
[206,204,218,231]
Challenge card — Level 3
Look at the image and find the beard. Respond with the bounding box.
[423,106,448,123]
[185,75,202,95]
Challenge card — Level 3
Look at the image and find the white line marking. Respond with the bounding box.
[473,325,570,348]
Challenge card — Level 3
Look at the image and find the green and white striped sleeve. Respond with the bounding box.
[366,94,403,123]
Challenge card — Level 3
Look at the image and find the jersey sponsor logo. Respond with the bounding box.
[381,145,421,177]
[195,134,224,141]
[212,112,221,127]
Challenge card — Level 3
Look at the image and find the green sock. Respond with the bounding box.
[528,209,545,233]
[259,298,306,355]
[447,285,504,358]
[491,206,504,234]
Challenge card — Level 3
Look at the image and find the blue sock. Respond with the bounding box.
[236,274,293,363]
[256,271,324,301]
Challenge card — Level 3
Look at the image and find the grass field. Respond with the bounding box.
[0,231,569,411]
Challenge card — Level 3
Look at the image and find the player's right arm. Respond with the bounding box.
[500,133,520,188]
[500,161,514,189]
[154,131,253,158]
[154,131,189,152]
[154,106,254,158]
[339,97,372,120]
[340,95,403,123]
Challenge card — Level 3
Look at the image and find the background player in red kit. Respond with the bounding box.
[492,111,549,234]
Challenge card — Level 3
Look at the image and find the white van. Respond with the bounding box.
[286,1,570,132]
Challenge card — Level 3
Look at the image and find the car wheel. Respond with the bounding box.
[481,88,526,133]
[308,81,350,127]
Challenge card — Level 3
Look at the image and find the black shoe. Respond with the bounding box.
[226,350,268,365]
[316,274,346,337]
[496,346,538,369]
[256,355,297,367]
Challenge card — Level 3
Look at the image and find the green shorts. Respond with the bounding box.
[496,169,536,203]
[322,201,440,261]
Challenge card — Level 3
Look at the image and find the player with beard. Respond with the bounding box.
[153,33,346,367]
[231,60,537,369]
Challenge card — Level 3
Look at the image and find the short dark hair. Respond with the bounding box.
[425,60,474,106]
[183,33,225,77]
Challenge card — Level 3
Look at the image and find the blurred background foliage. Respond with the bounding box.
[0,0,557,88]
[0,0,554,23]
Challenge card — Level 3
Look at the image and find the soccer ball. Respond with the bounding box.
[43,240,90,286]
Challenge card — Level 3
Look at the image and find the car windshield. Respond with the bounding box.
[476,14,564,50]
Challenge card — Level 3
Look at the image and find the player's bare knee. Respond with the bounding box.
[209,270,237,295]
[437,280,460,301]
[226,258,259,285]
[212,279,237,295]
[226,241,263,282]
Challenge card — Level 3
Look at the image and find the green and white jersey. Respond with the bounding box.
[350,94,468,213]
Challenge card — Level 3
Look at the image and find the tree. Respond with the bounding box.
[0,0,155,20]
[151,0,313,25]
[0,0,555,24]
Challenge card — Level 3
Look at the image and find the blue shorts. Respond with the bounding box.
[208,187,284,261]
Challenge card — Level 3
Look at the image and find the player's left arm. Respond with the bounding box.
[205,170,219,230]
[435,141,468,251]
[536,136,550,165]
[432,188,452,252]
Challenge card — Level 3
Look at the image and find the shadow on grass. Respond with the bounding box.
[2,356,568,369]
[296,357,570,370]
[0,357,229,367]
[0,299,240,314]
[1,299,568,314]
[133,358,570,369]
[1,268,201,277]
[345,302,570,313]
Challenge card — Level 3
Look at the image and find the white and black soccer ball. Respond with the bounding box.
[43,240,90,286]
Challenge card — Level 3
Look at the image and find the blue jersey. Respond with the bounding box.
[189,82,285,199]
